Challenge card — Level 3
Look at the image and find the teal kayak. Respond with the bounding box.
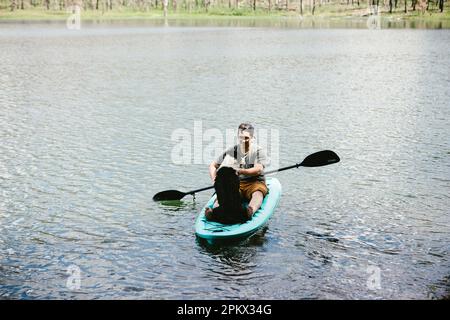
[195,177,282,243]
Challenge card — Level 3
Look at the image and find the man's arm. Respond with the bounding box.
[209,161,220,183]
[238,163,263,176]
[239,146,267,176]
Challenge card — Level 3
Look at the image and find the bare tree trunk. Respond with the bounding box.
[394,0,397,7]
[253,0,256,10]
[164,0,168,15]
[269,0,271,11]
[389,0,392,11]
[312,0,315,14]
[439,0,443,11]
[10,0,16,11]
[285,0,288,10]
[299,0,302,14]
[404,0,407,12]
[45,0,50,9]
[96,0,99,9]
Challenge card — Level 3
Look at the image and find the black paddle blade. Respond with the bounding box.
[153,190,187,201]
[300,150,340,167]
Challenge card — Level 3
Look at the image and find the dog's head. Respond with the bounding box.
[216,166,237,179]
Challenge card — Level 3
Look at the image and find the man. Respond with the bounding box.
[205,123,269,221]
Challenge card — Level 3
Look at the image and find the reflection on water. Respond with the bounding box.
[0,22,449,299]
[196,226,269,250]
[1,16,449,29]
[159,200,195,210]
[195,227,269,297]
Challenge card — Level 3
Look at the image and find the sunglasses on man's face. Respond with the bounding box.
[238,136,252,141]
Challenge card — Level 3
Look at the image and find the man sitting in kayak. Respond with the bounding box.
[205,123,269,221]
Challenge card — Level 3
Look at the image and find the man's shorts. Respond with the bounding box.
[239,180,269,201]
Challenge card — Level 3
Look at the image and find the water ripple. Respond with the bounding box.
[1,24,449,299]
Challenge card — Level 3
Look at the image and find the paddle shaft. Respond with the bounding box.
[153,150,340,201]
[184,163,301,196]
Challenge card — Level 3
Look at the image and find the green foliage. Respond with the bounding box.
[0,0,449,20]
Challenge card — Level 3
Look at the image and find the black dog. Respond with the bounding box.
[206,166,248,224]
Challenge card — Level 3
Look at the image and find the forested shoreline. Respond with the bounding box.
[0,0,447,18]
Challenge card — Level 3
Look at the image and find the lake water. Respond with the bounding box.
[0,19,449,299]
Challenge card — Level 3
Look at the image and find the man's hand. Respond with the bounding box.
[237,165,263,176]
[236,168,247,176]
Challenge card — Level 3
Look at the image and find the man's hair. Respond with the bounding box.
[238,123,254,136]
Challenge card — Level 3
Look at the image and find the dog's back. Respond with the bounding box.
[209,167,247,224]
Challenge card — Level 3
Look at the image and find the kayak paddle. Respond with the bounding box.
[153,150,340,201]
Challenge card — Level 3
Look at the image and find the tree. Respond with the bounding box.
[163,0,168,15]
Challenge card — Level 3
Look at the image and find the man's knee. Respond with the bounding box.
[251,191,264,199]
